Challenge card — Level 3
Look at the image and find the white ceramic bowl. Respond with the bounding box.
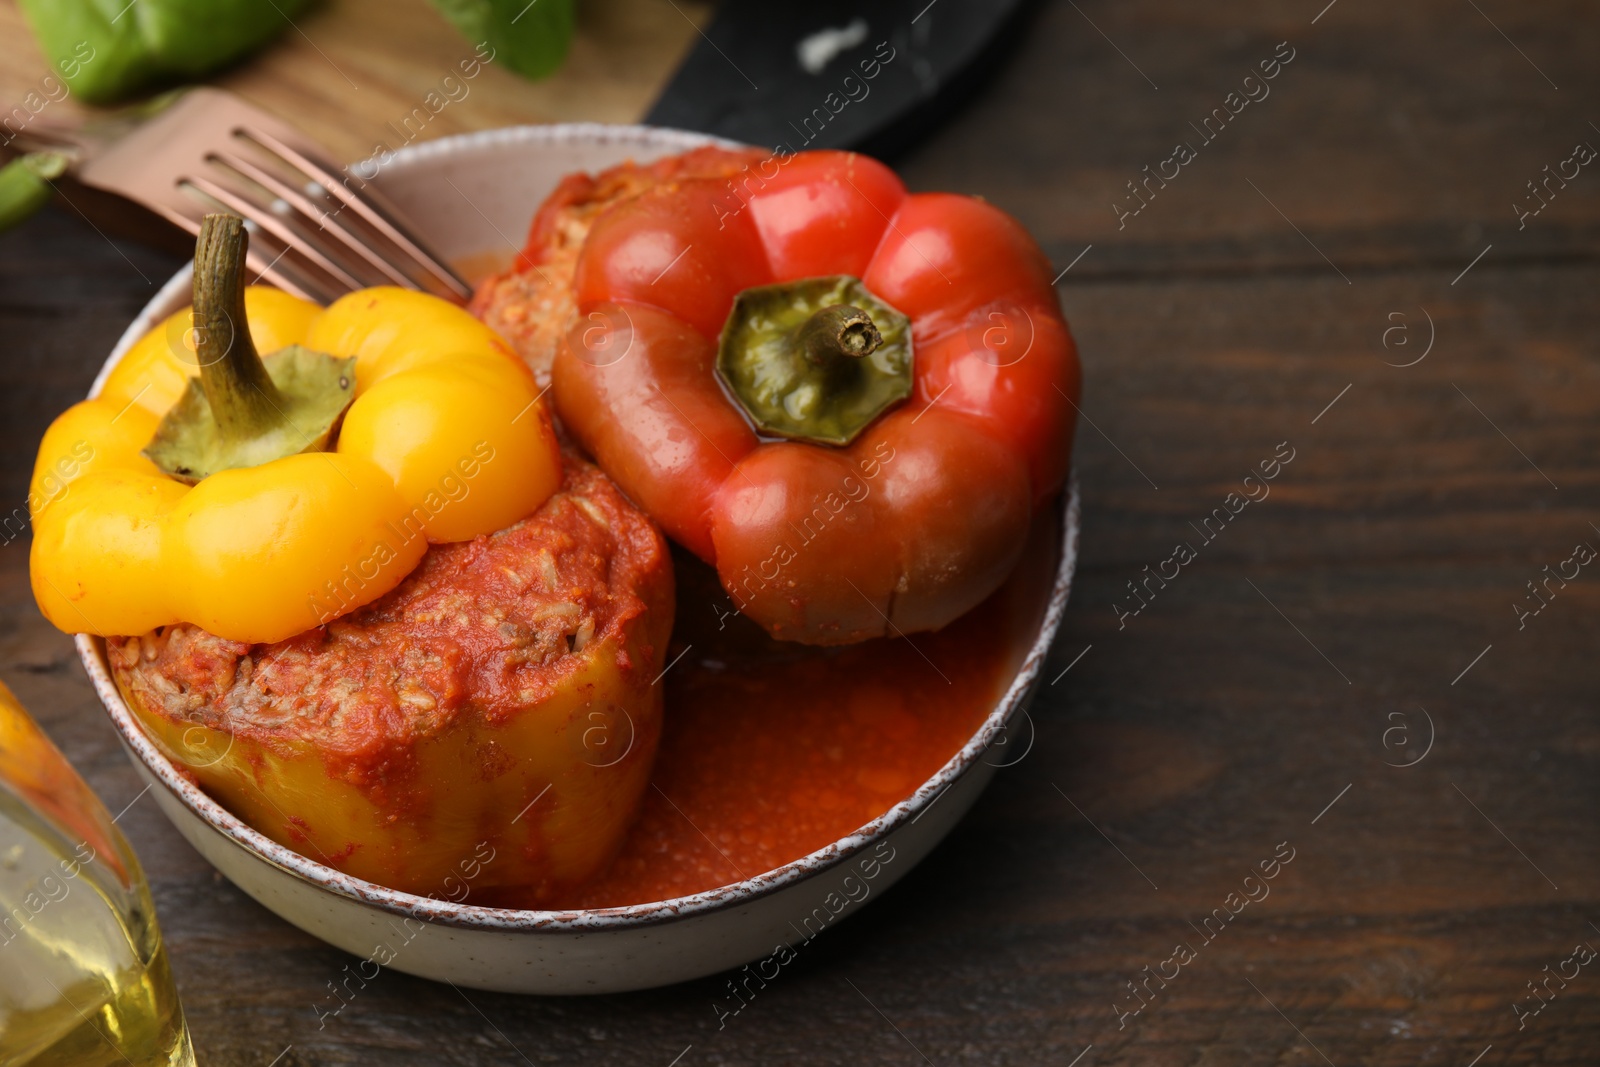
[77,124,1081,994]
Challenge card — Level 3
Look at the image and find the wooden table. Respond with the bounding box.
[2,0,1597,1063]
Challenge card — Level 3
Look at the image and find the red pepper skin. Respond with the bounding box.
[745,150,908,280]
[559,303,755,561]
[575,180,772,341]
[554,149,1080,644]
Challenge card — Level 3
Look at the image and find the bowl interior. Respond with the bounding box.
[80,124,1080,931]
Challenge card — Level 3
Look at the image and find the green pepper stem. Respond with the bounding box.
[796,304,883,367]
[192,214,287,442]
[716,277,911,446]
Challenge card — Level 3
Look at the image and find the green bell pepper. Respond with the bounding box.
[0,153,69,232]
[18,0,314,105]
[428,0,575,81]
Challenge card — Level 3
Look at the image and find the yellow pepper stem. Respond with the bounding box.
[191,214,289,442]
[143,214,357,484]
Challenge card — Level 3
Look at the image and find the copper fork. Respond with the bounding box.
[13,88,471,305]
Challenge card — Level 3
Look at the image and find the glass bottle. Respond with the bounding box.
[0,679,193,1067]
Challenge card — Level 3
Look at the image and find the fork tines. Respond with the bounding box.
[73,89,471,306]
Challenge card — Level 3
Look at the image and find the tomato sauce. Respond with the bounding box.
[537,554,1016,909]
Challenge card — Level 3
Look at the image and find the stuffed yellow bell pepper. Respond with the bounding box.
[106,453,673,901]
[30,214,561,643]
[35,215,674,903]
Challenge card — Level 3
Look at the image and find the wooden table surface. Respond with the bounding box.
[3,0,1598,1064]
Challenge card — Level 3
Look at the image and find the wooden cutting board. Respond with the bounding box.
[0,0,708,165]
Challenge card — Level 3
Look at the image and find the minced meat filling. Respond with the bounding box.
[108,457,667,764]
[468,145,766,383]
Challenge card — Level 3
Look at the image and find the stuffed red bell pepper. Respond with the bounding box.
[547,148,1080,645]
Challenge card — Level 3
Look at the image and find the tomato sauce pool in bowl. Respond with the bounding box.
[523,551,1028,911]
[77,125,1080,993]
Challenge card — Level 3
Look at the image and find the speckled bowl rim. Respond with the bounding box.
[76,122,1081,933]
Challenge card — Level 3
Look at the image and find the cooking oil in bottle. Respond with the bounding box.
[0,681,194,1067]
